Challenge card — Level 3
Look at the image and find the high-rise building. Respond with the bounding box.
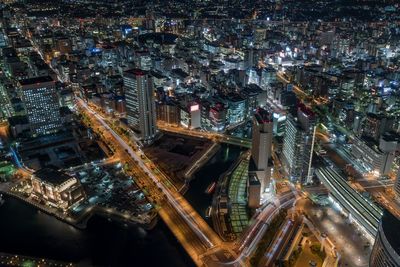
[362,113,394,141]
[273,112,287,137]
[395,169,400,201]
[260,66,277,90]
[180,102,201,129]
[247,173,261,209]
[209,102,226,132]
[281,104,316,184]
[248,108,273,202]
[124,69,157,144]
[19,76,62,137]
[156,101,180,126]
[351,133,398,176]
[282,116,306,182]
[297,103,316,132]
[134,50,152,71]
[251,108,273,170]
[369,210,400,267]
[225,94,246,125]
[280,90,297,116]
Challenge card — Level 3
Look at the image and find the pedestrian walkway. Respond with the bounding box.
[228,157,250,234]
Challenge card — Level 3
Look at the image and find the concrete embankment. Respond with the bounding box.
[0,187,157,230]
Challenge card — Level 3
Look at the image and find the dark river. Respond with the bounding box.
[0,195,194,267]
[185,144,244,222]
[0,144,244,266]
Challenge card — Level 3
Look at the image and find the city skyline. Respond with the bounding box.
[0,1,400,267]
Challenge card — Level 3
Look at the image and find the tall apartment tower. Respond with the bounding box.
[19,76,62,137]
[124,69,157,144]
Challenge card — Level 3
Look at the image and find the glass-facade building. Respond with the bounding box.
[370,211,400,267]
[124,69,157,144]
[19,76,62,137]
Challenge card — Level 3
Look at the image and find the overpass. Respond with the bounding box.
[315,167,383,239]
[157,123,252,148]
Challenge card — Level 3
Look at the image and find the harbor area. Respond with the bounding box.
[0,161,157,230]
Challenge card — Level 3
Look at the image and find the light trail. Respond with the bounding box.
[78,98,215,248]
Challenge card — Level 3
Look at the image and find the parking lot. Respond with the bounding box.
[70,163,154,219]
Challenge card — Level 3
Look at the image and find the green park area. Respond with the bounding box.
[0,161,16,181]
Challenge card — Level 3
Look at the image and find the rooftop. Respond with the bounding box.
[19,76,54,86]
[34,166,74,186]
[381,210,400,256]
[124,69,147,76]
[254,107,271,124]
[8,115,29,126]
[297,102,315,118]
[248,172,260,186]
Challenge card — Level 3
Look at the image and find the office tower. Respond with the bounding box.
[281,104,316,184]
[251,108,273,170]
[124,69,157,144]
[351,133,399,177]
[180,102,201,129]
[225,94,246,125]
[209,102,226,132]
[298,104,317,183]
[297,103,316,132]
[369,210,400,267]
[156,101,180,126]
[273,112,287,137]
[134,50,152,71]
[363,113,393,142]
[378,134,398,175]
[19,76,62,137]
[280,90,297,116]
[282,115,305,182]
[248,108,273,204]
[244,48,254,69]
[260,66,277,90]
[247,173,261,209]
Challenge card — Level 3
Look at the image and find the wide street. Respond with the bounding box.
[157,122,252,149]
[298,198,371,267]
[76,98,240,266]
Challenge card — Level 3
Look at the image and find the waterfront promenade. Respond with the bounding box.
[0,181,156,230]
[0,252,75,267]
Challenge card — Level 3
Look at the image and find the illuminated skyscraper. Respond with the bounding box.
[251,107,273,170]
[370,211,400,267]
[248,108,273,207]
[124,69,157,144]
[281,104,316,184]
[19,76,62,137]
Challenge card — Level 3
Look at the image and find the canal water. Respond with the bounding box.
[0,144,243,266]
[0,195,194,267]
[185,144,245,222]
